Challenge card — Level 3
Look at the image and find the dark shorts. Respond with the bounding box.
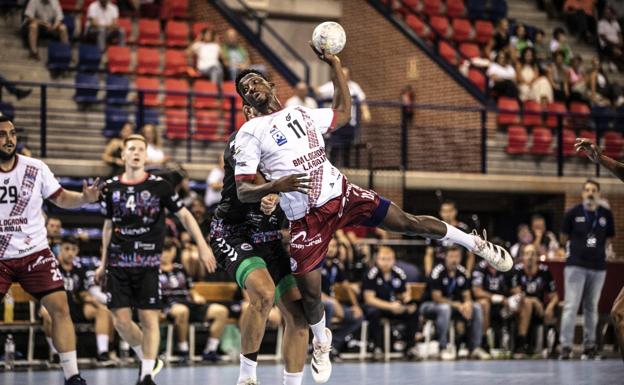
[289,180,390,276]
[104,267,162,310]
[0,248,64,298]
[165,301,209,323]
[68,297,89,323]
[210,234,296,302]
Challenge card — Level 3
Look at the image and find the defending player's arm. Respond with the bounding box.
[175,207,217,273]
[575,137,624,181]
[310,44,352,129]
[95,219,112,284]
[49,178,101,209]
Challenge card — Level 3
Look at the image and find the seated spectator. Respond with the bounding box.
[487,51,518,98]
[486,18,511,59]
[0,74,32,100]
[85,0,125,52]
[321,237,364,359]
[598,6,624,70]
[189,197,211,240]
[140,124,169,169]
[23,0,68,61]
[510,224,533,259]
[510,24,534,60]
[517,47,540,101]
[530,214,560,259]
[204,154,224,214]
[549,50,571,101]
[101,122,133,177]
[533,30,551,65]
[362,247,419,359]
[46,215,63,256]
[40,236,113,362]
[286,82,318,109]
[564,0,597,44]
[420,246,490,360]
[221,28,250,81]
[159,240,229,362]
[568,55,589,102]
[511,244,559,358]
[187,28,223,88]
[588,56,624,106]
[550,27,573,64]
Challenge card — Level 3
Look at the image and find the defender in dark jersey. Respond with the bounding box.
[210,110,309,385]
[95,134,216,385]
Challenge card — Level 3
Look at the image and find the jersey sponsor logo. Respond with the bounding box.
[240,243,253,251]
[290,233,322,249]
[112,191,120,202]
[28,255,57,272]
[141,190,151,200]
[291,231,307,243]
[134,241,156,250]
[118,227,150,236]
[291,148,327,171]
[575,216,585,222]
[270,126,288,146]
[17,245,36,254]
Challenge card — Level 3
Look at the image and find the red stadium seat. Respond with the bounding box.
[135,76,161,107]
[60,0,79,12]
[446,0,466,18]
[195,110,226,141]
[459,43,480,59]
[545,101,567,128]
[438,40,458,65]
[193,80,221,109]
[530,127,553,155]
[506,125,528,154]
[163,0,189,19]
[603,131,624,159]
[451,18,473,42]
[430,16,450,37]
[165,21,189,48]
[401,0,419,11]
[406,14,430,39]
[562,128,576,156]
[193,22,213,39]
[522,100,543,127]
[117,17,134,44]
[468,67,486,92]
[165,109,189,140]
[497,97,520,125]
[136,47,161,75]
[138,19,162,46]
[475,20,494,44]
[569,101,591,129]
[164,49,188,76]
[164,79,190,108]
[107,46,131,73]
[423,0,442,16]
[222,81,243,110]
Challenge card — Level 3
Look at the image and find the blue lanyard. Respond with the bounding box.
[446,277,457,297]
[583,207,599,234]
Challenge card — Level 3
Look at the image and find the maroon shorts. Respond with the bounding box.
[289,180,390,276]
[0,248,64,297]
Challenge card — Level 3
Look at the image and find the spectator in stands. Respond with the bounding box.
[510,24,534,60]
[41,236,114,362]
[533,30,551,65]
[46,215,63,256]
[588,56,624,105]
[159,240,228,362]
[101,122,133,177]
[189,197,210,239]
[317,67,371,167]
[510,224,533,259]
[321,237,363,359]
[187,28,224,88]
[420,246,490,360]
[23,0,68,61]
[530,214,560,259]
[517,47,540,101]
[598,6,624,70]
[511,244,559,358]
[221,28,250,81]
[140,123,169,168]
[0,74,32,100]
[487,51,518,98]
[204,154,224,214]
[550,28,573,64]
[559,179,614,360]
[568,54,589,102]
[85,0,125,52]
[285,81,318,109]
[424,200,474,276]
[486,18,511,58]
[362,247,420,359]
[549,50,571,101]
[564,0,597,44]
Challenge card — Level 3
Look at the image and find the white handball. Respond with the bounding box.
[312,21,346,55]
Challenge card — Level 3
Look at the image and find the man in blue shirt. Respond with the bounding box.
[559,179,615,360]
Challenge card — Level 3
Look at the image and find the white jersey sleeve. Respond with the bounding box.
[233,125,261,182]
[307,108,336,135]
[40,162,62,199]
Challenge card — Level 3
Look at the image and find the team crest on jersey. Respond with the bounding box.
[271,126,288,146]
[241,243,253,251]
[112,191,120,202]
[599,216,607,227]
[290,257,298,272]
[3,178,9,185]
[141,190,151,200]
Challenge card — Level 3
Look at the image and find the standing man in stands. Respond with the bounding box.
[95,134,216,385]
[0,116,99,385]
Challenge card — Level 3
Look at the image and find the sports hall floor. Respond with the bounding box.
[2,360,623,385]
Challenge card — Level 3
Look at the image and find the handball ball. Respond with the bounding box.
[312,22,346,55]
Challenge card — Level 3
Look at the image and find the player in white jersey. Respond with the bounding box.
[232,47,514,383]
[0,116,100,385]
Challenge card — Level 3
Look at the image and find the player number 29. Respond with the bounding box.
[0,186,18,204]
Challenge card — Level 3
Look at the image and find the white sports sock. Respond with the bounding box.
[310,314,329,345]
[132,345,144,360]
[178,341,189,352]
[441,223,477,251]
[140,359,155,380]
[283,370,304,385]
[59,351,79,379]
[204,337,219,353]
[237,354,258,383]
[46,337,58,354]
[96,334,109,354]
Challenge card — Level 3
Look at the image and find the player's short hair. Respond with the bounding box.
[61,235,79,246]
[530,213,545,223]
[46,216,61,225]
[123,134,147,147]
[376,246,396,258]
[235,68,268,101]
[584,178,600,191]
[445,245,462,254]
[441,200,456,209]
[0,115,13,124]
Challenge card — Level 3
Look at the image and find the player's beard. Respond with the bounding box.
[0,147,16,161]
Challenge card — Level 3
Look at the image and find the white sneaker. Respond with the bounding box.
[471,230,513,272]
[440,348,456,361]
[237,379,259,385]
[310,328,332,383]
[152,358,164,378]
[470,347,491,360]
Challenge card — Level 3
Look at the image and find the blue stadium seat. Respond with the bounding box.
[73,72,100,104]
[105,107,129,137]
[78,44,101,72]
[592,106,613,133]
[136,107,160,127]
[0,102,15,121]
[106,74,129,104]
[466,0,486,19]
[46,42,72,71]
[490,0,507,20]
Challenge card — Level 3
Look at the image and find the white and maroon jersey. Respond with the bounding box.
[234,105,341,220]
[0,155,62,259]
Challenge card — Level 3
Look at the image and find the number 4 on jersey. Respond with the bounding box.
[126,195,136,211]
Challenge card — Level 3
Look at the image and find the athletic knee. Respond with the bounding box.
[612,307,624,323]
[209,304,229,321]
[249,288,275,315]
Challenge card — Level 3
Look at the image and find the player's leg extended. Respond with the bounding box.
[611,287,624,362]
[138,309,161,381]
[277,282,309,385]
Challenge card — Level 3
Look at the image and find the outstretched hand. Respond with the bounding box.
[273,173,310,194]
[575,138,602,163]
[82,178,101,203]
[309,41,341,66]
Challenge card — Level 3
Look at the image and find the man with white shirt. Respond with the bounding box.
[85,0,124,52]
[204,154,225,213]
[0,115,100,385]
[187,28,223,87]
[23,0,68,61]
[286,82,318,109]
[598,6,624,69]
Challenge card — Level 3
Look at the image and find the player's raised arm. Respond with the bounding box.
[575,138,624,181]
[175,207,217,273]
[49,178,101,209]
